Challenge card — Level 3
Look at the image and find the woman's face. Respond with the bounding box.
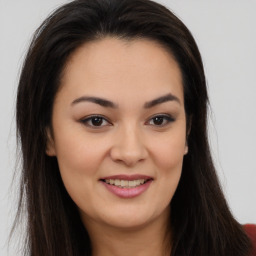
[47,38,187,230]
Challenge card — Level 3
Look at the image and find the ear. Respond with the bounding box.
[184,143,188,155]
[45,127,56,156]
[184,116,192,155]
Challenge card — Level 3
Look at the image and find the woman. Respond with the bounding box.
[14,0,256,255]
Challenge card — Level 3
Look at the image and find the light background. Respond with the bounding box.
[0,0,255,255]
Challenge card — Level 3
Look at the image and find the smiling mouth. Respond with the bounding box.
[100,178,152,189]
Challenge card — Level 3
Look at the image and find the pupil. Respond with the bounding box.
[92,117,103,126]
[153,117,163,125]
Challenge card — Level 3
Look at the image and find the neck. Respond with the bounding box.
[83,209,172,256]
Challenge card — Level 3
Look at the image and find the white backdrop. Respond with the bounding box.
[1,0,255,255]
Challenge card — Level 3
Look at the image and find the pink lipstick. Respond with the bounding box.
[100,174,153,198]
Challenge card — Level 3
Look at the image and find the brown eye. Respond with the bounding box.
[152,116,165,125]
[81,115,111,128]
[90,116,104,126]
[147,115,174,126]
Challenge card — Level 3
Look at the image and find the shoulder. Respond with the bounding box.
[244,224,256,256]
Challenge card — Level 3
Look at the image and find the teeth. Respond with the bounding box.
[135,180,140,186]
[104,179,147,188]
[129,180,134,187]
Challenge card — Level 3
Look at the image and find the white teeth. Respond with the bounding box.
[104,179,147,188]
[121,180,127,187]
[129,180,135,187]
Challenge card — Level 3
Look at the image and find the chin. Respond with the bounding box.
[102,214,154,230]
[85,204,170,231]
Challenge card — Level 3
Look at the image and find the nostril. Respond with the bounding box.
[109,134,148,166]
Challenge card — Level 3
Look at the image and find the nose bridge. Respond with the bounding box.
[110,121,147,166]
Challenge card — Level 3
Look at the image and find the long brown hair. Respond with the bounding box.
[14,0,251,255]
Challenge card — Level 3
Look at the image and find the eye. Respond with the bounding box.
[80,115,111,128]
[147,114,175,126]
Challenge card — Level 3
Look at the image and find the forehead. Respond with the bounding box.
[58,37,184,106]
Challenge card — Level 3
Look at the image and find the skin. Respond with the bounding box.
[46,37,188,256]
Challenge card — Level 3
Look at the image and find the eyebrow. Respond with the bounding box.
[144,93,181,108]
[71,93,180,108]
[71,96,118,108]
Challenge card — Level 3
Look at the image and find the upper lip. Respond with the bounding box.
[100,174,153,181]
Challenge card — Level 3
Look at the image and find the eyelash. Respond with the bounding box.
[146,114,175,127]
[80,115,112,128]
[80,114,175,128]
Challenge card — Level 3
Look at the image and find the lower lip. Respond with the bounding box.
[101,180,153,198]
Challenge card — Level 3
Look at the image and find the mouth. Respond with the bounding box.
[99,175,153,198]
[100,178,152,188]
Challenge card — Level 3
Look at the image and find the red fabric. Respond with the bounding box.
[244,224,256,256]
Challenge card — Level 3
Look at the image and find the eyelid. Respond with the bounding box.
[145,114,175,126]
[79,113,175,128]
[80,115,112,128]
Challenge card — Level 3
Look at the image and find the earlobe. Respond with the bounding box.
[184,144,188,155]
[45,128,56,156]
[184,117,191,155]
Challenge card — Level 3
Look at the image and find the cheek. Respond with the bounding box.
[155,138,184,186]
[150,131,186,170]
[52,130,110,204]
[155,144,184,169]
[148,129,186,199]
[155,141,184,206]
[56,140,92,175]
[53,132,107,207]
[54,127,107,176]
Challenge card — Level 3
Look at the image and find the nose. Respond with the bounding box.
[109,123,148,167]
